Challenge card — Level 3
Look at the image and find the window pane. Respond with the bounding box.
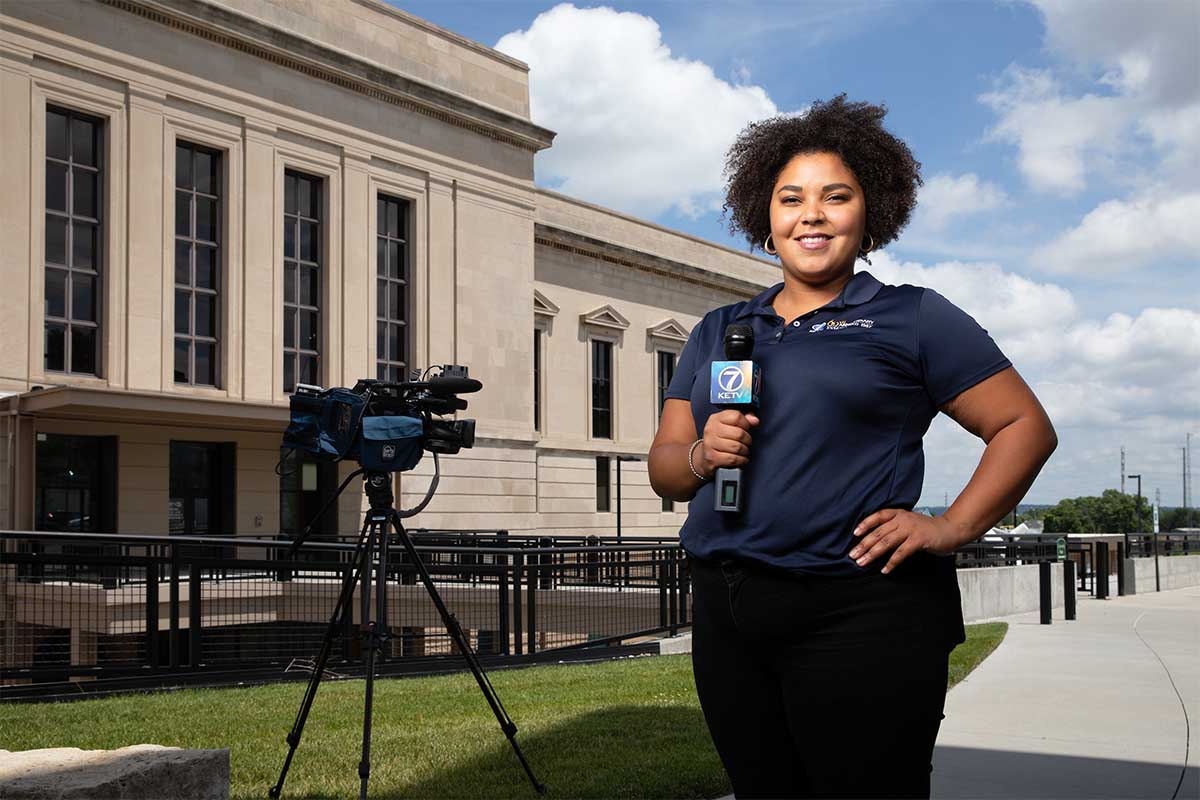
[390,281,405,320]
[300,355,318,386]
[175,144,192,189]
[45,215,67,265]
[175,191,191,237]
[71,117,95,166]
[195,196,216,242]
[284,263,296,304]
[45,324,66,371]
[175,290,190,335]
[376,278,387,318]
[376,321,385,362]
[387,323,399,362]
[376,362,387,380]
[71,274,95,322]
[45,268,67,318]
[47,110,69,160]
[175,241,191,285]
[174,339,190,383]
[195,293,214,337]
[195,245,216,289]
[195,150,214,194]
[297,178,311,219]
[300,221,318,262]
[72,222,96,269]
[300,265,318,306]
[195,341,215,385]
[377,197,386,235]
[299,310,318,350]
[388,201,400,238]
[388,241,402,278]
[70,326,96,374]
[283,355,295,393]
[72,169,97,218]
[376,237,386,275]
[284,308,296,348]
[46,162,68,212]
[283,220,295,259]
[285,173,296,214]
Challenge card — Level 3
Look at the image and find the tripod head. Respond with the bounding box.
[363,472,394,512]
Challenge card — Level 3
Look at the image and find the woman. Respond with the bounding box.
[648,96,1057,798]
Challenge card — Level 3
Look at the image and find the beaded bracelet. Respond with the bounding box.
[688,438,710,482]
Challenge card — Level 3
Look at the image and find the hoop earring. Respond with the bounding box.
[860,233,874,254]
[764,234,777,256]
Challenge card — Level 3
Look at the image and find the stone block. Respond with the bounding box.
[0,745,229,800]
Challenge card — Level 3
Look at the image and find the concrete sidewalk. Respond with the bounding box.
[933,586,1199,799]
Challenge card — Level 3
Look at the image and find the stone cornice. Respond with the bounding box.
[534,224,767,299]
[98,0,556,154]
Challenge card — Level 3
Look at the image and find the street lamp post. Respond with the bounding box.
[1128,473,1156,591]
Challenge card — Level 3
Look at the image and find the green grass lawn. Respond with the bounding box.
[0,623,1006,799]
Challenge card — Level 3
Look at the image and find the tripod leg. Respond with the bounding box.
[358,514,387,800]
[270,516,374,799]
[389,511,546,794]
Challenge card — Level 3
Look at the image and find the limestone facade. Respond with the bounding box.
[0,0,777,540]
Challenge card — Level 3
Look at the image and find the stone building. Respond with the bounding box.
[0,0,776,542]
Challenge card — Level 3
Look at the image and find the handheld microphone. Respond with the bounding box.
[710,323,760,513]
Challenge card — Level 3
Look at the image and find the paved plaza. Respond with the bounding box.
[934,586,1199,799]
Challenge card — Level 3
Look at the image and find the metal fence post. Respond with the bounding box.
[662,551,672,633]
[169,545,180,669]
[512,552,523,656]
[144,556,159,668]
[526,550,537,655]
[1064,559,1076,621]
[498,540,511,657]
[1039,561,1052,624]
[1095,541,1110,600]
[188,561,202,667]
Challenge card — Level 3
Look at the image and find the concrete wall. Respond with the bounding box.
[1132,554,1200,592]
[958,564,1064,623]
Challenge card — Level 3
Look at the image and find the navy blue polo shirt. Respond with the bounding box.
[666,270,1011,577]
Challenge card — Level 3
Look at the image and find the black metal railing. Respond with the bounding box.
[0,529,690,696]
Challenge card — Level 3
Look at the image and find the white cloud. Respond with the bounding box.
[912,173,1008,231]
[865,252,1199,505]
[867,252,1079,369]
[980,67,1129,195]
[980,1,1199,195]
[1032,190,1200,274]
[495,3,778,218]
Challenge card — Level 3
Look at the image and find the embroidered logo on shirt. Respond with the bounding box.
[810,318,874,333]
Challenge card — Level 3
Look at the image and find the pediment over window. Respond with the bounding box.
[534,289,560,318]
[646,318,690,344]
[580,304,630,331]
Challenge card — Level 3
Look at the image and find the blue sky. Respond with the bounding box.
[392,1,1198,510]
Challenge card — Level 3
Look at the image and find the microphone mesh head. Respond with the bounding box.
[724,323,755,359]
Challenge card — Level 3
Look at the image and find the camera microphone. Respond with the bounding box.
[425,376,482,396]
[709,323,760,513]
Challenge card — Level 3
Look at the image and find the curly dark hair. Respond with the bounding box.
[721,95,922,261]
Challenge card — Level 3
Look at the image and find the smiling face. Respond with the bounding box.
[769,151,867,286]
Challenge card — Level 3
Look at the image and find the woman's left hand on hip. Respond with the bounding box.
[849,510,969,574]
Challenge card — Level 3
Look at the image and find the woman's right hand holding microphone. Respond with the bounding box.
[697,410,760,479]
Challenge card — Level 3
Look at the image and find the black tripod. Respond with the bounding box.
[269,470,544,799]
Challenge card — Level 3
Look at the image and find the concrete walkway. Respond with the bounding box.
[933,586,1199,799]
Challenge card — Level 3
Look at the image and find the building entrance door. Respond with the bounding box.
[169,441,235,558]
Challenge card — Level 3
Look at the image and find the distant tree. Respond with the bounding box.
[1160,506,1198,531]
[1043,490,1142,534]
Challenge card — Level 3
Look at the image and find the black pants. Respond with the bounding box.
[689,554,954,799]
